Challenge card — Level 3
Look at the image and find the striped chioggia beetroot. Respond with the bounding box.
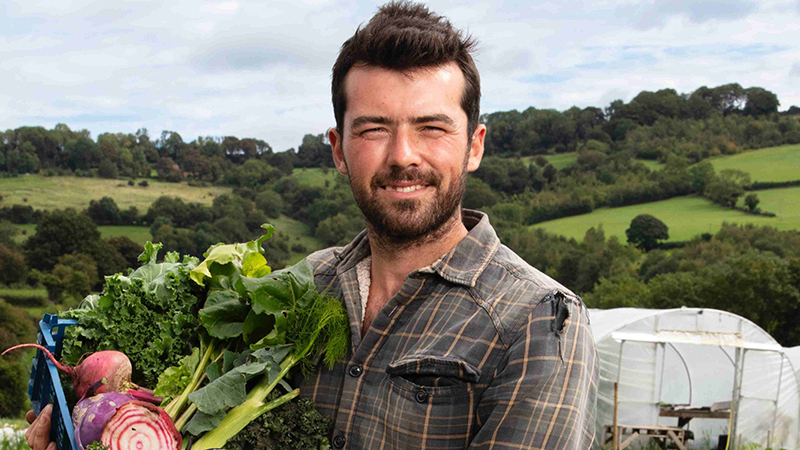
[2,344,132,398]
[72,392,136,450]
[100,400,182,450]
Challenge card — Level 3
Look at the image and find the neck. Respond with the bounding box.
[367,210,468,300]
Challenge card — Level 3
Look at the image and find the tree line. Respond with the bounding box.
[482,83,799,159]
[2,83,798,180]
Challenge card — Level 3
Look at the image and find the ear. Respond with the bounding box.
[329,127,348,175]
[466,124,486,172]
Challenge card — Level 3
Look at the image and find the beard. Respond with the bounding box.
[348,162,468,249]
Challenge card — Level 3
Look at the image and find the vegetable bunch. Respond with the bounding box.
[157,225,350,449]
[26,224,351,450]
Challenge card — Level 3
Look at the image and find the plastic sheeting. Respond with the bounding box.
[589,308,799,449]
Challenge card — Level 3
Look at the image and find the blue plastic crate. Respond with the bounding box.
[28,313,79,450]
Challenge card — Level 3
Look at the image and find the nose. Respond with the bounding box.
[386,126,422,169]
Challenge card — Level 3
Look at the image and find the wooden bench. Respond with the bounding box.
[604,424,694,450]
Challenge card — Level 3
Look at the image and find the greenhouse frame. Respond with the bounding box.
[589,307,799,449]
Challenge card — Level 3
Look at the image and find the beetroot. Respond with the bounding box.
[73,392,136,450]
[2,344,132,398]
[101,400,182,450]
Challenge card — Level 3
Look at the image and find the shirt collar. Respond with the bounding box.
[417,209,499,288]
[335,209,499,288]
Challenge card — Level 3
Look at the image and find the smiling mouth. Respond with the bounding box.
[382,184,428,192]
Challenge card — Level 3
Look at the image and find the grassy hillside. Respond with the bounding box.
[740,186,800,220]
[531,194,800,242]
[268,215,327,265]
[290,167,346,188]
[707,144,800,183]
[0,175,232,211]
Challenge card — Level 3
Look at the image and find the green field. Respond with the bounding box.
[268,215,327,264]
[707,144,800,183]
[0,175,232,211]
[532,194,800,242]
[14,224,152,245]
[0,287,47,299]
[740,186,800,220]
[637,159,664,171]
[290,167,346,188]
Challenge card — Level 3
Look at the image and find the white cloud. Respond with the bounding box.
[1,0,799,150]
[200,2,241,14]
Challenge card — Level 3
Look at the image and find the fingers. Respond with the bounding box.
[46,442,58,450]
[27,404,53,450]
[25,409,38,442]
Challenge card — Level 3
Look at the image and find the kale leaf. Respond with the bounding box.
[223,391,332,450]
[61,243,204,387]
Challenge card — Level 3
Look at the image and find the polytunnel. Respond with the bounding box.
[589,307,799,449]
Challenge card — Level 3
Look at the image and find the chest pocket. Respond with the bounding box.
[386,356,481,396]
[380,356,482,449]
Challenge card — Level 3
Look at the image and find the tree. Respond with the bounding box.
[626,214,669,251]
[107,236,144,269]
[744,193,760,212]
[255,191,285,218]
[86,196,121,225]
[98,158,119,179]
[463,177,499,210]
[0,220,20,251]
[0,244,27,285]
[24,209,102,271]
[47,253,99,300]
[744,87,780,116]
[0,298,35,417]
[688,162,715,194]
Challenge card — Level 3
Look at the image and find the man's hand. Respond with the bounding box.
[25,404,57,450]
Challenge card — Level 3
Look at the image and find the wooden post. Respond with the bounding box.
[614,382,619,450]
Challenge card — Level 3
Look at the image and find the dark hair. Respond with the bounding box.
[332,1,480,136]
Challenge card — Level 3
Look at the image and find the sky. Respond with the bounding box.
[1,0,799,152]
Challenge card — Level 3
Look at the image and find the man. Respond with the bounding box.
[25,2,596,449]
[299,2,597,449]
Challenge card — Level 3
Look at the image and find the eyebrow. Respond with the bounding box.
[349,113,456,130]
[351,116,392,130]
[412,114,456,127]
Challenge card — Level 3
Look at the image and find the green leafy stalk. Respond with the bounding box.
[190,354,309,449]
[163,339,218,420]
[162,230,350,449]
[175,403,197,432]
[190,278,349,450]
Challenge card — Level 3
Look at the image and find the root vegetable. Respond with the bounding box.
[2,344,132,398]
[101,401,181,450]
[72,392,136,450]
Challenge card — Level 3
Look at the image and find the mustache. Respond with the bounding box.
[371,167,441,188]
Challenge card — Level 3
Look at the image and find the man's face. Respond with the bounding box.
[329,62,485,244]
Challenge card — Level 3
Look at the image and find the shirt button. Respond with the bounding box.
[348,365,363,377]
[333,434,346,448]
[415,390,428,403]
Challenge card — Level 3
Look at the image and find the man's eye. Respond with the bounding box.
[422,126,445,133]
[360,128,385,136]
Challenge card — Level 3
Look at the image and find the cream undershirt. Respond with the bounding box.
[355,255,371,323]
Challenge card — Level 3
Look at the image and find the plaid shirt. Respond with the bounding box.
[300,210,597,449]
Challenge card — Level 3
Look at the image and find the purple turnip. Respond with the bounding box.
[72,392,136,450]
